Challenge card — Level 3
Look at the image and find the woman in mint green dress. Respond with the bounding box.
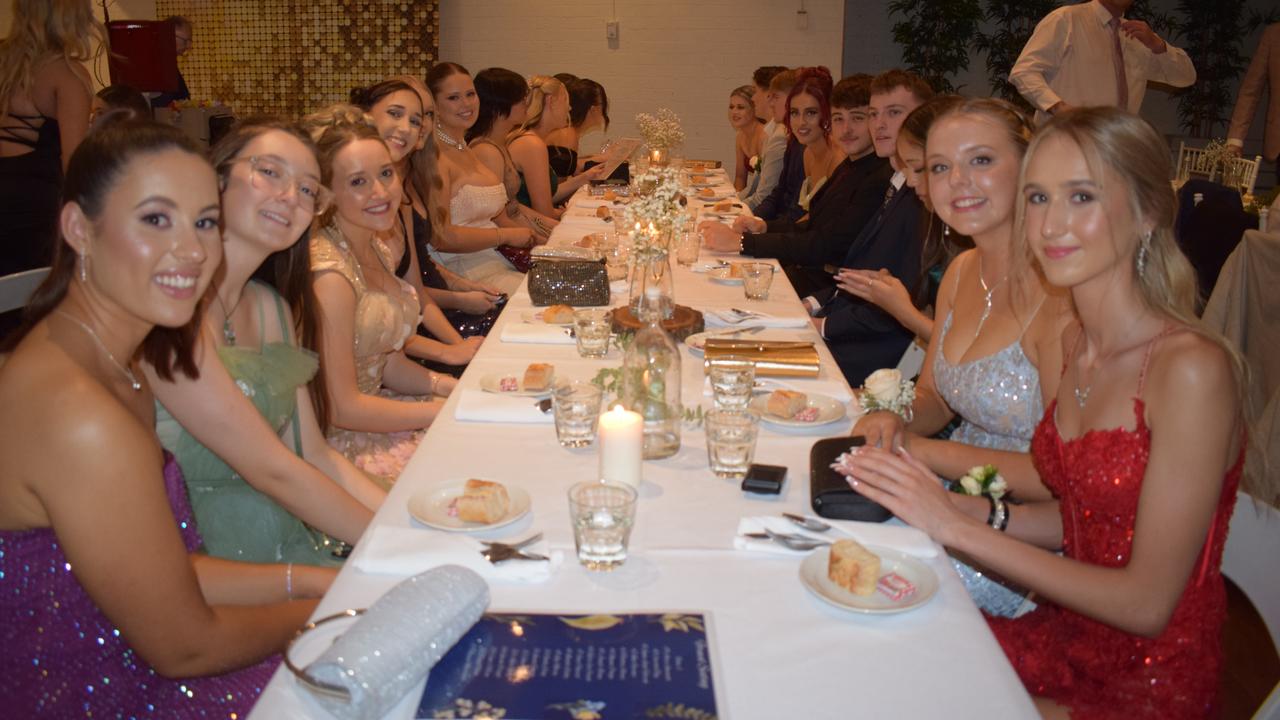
[147,119,386,565]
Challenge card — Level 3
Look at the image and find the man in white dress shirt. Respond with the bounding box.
[1010,0,1195,124]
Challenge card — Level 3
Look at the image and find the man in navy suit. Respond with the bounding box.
[810,69,933,387]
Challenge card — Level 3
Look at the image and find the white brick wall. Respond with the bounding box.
[439,0,845,165]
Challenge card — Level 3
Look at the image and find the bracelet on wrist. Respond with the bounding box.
[986,495,1009,532]
[285,562,294,599]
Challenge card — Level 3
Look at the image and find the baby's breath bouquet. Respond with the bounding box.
[635,108,686,151]
[625,165,685,250]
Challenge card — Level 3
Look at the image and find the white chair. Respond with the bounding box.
[1221,154,1263,196]
[0,267,49,314]
[1223,492,1280,654]
[1256,681,1280,720]
[1176,141,1218,186]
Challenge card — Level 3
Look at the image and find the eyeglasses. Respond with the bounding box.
[229,156,332,214]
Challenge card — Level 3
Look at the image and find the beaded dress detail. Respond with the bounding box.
[430,183,523,294]
[312,227,428,484]
[0,453,278,717]
[988,334,1243,718]
[931,294,1045,618]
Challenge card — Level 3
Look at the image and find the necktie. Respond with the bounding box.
[1110,18,1129,110]
[882,184,896,209]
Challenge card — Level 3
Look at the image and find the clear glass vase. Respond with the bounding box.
[627,246,674,320]
[620,287,682,460]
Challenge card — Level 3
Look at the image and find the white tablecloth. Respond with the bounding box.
[249,173,1036,720]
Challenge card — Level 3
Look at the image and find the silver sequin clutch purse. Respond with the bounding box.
[286,565,489,720]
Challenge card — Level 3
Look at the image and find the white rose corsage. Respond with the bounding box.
[748,154,761,173]
[859,368,915,421]
[952,464,1007,500]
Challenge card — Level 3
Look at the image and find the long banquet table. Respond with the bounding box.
[249,170,1037,719]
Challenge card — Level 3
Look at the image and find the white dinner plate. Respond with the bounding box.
[799,545,938,614]
[708,267,744,285]
[408,481,532,532]
[750,393,847,427]
[685,331,710,354]
[521,309,574,326]
[478,372,554,398]
[695,190,732,202]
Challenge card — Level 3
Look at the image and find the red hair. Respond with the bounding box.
[784,66,834,136]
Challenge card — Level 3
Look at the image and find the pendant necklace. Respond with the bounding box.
[435,127,466,151]
[974,254,1008,338]
[55,310,142,391]
[215,290,245,346]
[1072,314,1147,408]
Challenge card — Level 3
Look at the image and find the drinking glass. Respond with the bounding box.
[741,262,775,300]
[567,481,638,570]
[553,381,603,448]
[572,308,612,358]
[707,355,756,410]
[704,409,759,479]
[675,227,701,267]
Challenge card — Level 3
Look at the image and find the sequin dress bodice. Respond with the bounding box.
[933,310,1043,452]
[312,227,421,394]
[0,453,277,717]
[988,399,1243,718]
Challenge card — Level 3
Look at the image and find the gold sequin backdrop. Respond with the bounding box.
[154,1,439,116]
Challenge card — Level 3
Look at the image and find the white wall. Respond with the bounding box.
[439,0,845,165]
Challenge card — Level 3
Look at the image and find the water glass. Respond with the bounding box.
[741,262,775,300]
[704,409,759,479]
[553,381,603,448]
[568,481,638,571]
[707,355,756,410]
[675,228,701,267]
[572,308,612,358]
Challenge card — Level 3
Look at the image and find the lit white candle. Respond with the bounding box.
[599,404,643,488]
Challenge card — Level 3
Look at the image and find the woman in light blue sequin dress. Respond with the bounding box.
[852,99,1073,617]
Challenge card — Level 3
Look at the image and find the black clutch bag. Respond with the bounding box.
[809,436,893,522]
[527,257,609,307]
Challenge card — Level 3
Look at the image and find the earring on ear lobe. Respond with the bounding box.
[943,224,951,239]
[1136,230,1152,276]
[78,250,88,283]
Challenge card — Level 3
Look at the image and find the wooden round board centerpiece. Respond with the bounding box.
[610,304,704,341]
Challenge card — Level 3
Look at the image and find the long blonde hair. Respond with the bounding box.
[0,0,105,119]
[1016,107,1269,501]
[508,74,564,142]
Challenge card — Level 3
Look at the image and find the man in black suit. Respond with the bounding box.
[810,70,934,387]
[700,74,893,298]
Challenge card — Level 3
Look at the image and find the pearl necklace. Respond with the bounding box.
[974,254,1008,338]
[55,310,142,391]
[435,127,466,151]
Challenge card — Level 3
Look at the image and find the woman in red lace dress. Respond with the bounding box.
[839,107,1251,718]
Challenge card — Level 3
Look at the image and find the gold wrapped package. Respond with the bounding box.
[703,339,820,378]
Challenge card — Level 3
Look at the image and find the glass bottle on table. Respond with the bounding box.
[621,287,682,459]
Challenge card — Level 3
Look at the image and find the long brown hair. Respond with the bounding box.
[2,117,207,380]
[390,73,448,242]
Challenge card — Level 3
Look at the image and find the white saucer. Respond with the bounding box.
[408,481,532,533]
[478,372,553,398]
[708,267,744,285]
[750,393,847,427]
[799,545,938,614]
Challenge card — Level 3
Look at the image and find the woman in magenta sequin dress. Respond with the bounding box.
[0,118,334,718]
[838,107,1255,718]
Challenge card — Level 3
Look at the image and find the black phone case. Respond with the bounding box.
[809,436,893,522]
[741,464,786,494]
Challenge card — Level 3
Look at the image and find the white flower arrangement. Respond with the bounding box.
[748,154,761,173]
[635,108,686,150]
[625,165,685,251]
[953,464,1007,500]
[859,368,915,421]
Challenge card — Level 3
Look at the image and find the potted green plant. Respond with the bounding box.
[888,0,984,94]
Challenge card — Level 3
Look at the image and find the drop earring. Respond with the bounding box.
[1136,230,1152,276]
[943,224,951,239]
[78,251,88,283]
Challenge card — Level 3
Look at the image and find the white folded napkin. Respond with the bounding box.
[354,526,562,582]
[704,310,808,329]
[701,377,855,403]
[499,323,576,344]
[454,389,554,424]
[733,516,938,558]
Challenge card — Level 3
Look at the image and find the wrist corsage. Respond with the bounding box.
[952,464,1010,531]
[859,368,915,421]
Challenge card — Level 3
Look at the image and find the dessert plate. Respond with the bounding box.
[521,309,574,326]
[750,393,847,427]
[799,545,938,614]
[708,267,744,285]
[408,481,532,533]
[478,372,554,398]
